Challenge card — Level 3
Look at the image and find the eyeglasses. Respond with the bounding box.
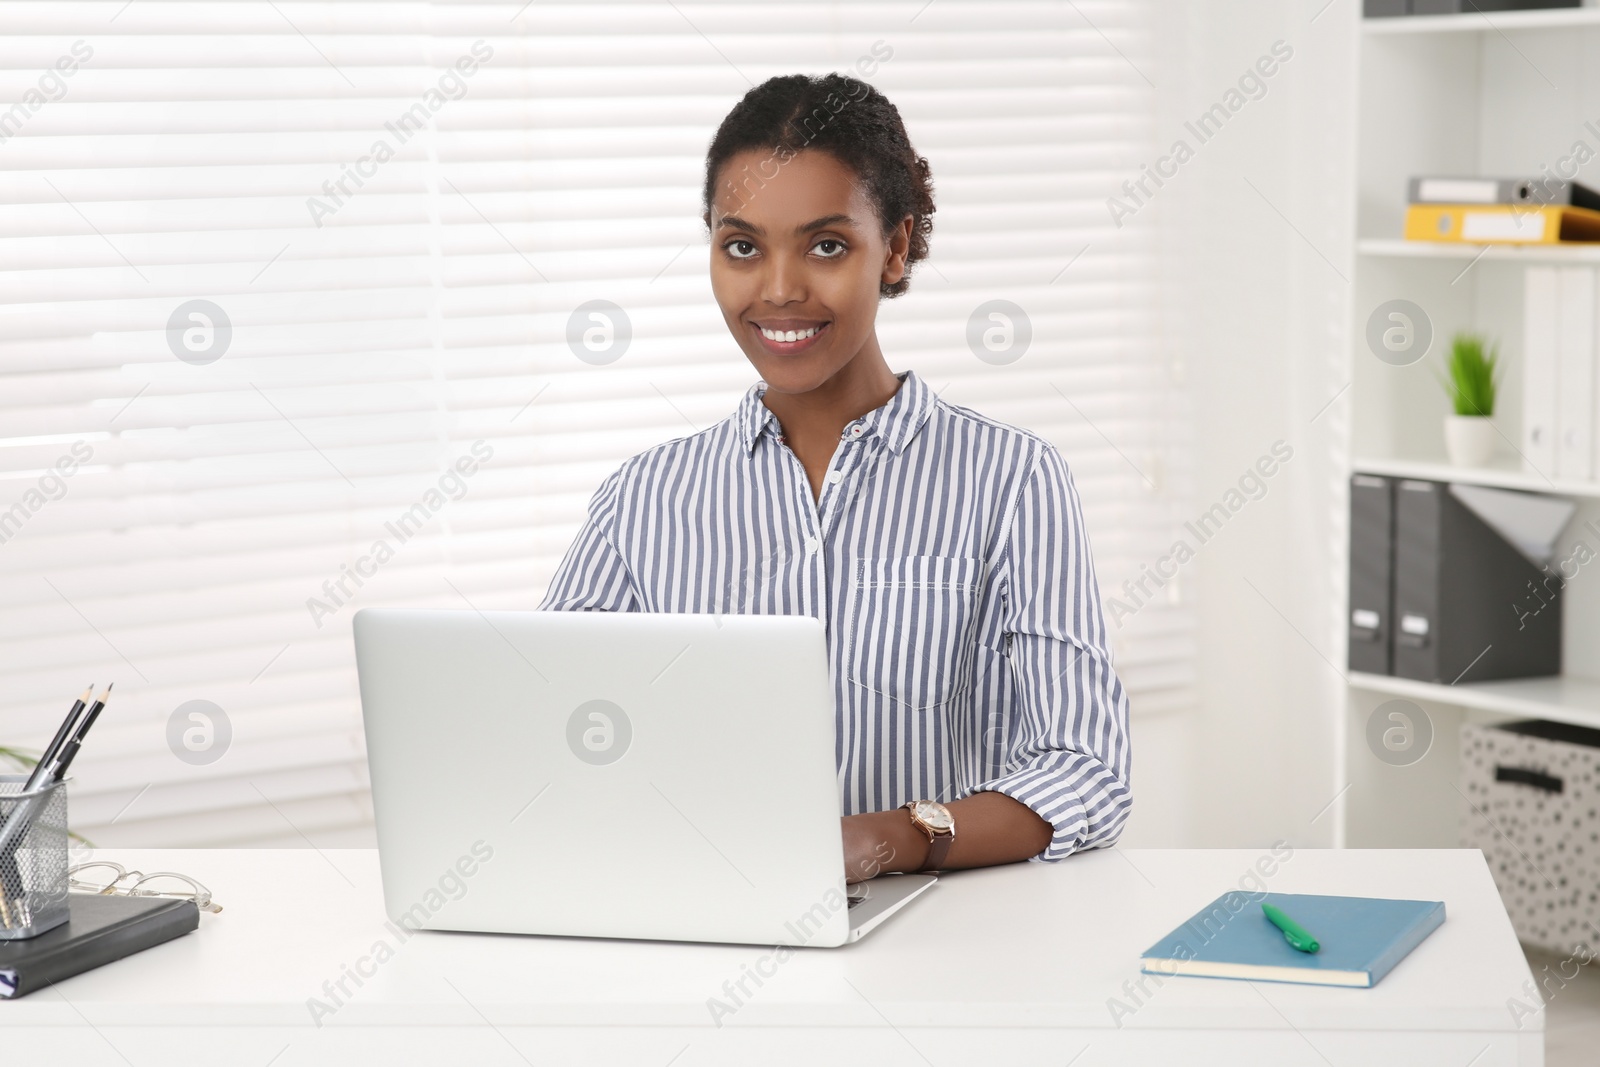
[67,860,222,914]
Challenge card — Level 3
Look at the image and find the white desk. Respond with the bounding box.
[3,848,1541,1066]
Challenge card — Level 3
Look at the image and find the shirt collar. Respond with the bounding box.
[737,369,935,458]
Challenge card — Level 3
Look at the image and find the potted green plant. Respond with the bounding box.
[1435,331,1501,467]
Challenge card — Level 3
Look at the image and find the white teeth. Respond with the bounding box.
[761,325,819,343]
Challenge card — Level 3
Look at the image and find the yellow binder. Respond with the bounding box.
[1404,203,1600,244]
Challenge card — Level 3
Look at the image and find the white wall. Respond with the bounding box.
[1117,2,1356,850]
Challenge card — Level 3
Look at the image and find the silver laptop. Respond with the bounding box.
[352,607,936,947]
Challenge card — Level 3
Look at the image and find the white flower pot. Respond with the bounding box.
[1444,414,1496,467]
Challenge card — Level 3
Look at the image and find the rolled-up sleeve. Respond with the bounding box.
[973,444,1133,861]
[537,464,641,612]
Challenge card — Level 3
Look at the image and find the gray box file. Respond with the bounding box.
[1392,479,1560,684]
[1348,474,1395,675]
[1408,1,1578,12]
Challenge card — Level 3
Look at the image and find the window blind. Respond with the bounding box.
[0,0,1189,848]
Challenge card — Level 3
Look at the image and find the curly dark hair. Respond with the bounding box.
[702,73,935,299]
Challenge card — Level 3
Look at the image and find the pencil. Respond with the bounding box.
[50,682,113,782]
[23,684,91,792]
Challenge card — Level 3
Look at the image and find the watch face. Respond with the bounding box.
[914,800,953,832]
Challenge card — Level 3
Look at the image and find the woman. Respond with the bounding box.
[539,73,1131,883]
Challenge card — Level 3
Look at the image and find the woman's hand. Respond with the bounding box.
[841,808,927,884]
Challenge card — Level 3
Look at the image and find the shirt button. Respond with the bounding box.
[805,536,820,553]
[828,470,843,484]
[849,426,864,438]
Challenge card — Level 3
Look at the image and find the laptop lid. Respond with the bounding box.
[353,608,853,947]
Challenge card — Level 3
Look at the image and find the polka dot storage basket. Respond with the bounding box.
[1460,719,1600,957]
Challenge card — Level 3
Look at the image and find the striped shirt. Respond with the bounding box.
[537,368,1132,860]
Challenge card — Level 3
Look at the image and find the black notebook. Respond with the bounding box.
[0,893,199,999]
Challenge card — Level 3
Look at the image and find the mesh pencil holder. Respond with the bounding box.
[0,774,70,940]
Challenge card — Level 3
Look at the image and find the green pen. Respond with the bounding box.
[1262,902,1320,953]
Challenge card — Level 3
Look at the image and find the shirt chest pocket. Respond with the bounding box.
[845,555,984,710]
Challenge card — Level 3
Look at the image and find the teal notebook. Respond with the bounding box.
[1140,891,1445,988]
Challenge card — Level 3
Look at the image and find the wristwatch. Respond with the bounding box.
[902,799,955,872]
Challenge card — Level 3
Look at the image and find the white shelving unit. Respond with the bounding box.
[1352,455,1600,498]
[1359,237,1600,264]
[1349,671,1600,732]
[1343,9,1600,849]
[1363,8,1600,35]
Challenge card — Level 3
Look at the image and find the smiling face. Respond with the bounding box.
[708,149,911,394]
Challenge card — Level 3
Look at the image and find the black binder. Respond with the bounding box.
[1348,474,1395,674]
[0,893,199,999]
[1392,479,1561,684]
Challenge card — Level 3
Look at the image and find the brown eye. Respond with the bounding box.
[813,239,846,258]
[724,239,758,259]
